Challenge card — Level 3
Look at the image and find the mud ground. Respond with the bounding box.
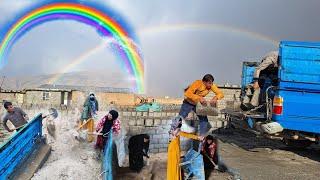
[215,128,320,180]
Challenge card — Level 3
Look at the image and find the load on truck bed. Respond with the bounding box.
[225,41,320,148]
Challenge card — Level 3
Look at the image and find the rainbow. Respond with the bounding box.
[0,1,144,93]
[139,23,278,46]
[49,22,277,85]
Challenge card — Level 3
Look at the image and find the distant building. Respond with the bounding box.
[0,84,241,110]
[0,84,137,108]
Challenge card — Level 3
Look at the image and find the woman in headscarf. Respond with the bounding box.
[167,116,204,180]
[128,134,150,172]
[95,110,120,150]
[81,92,99,120]
[201,135,218,170]
[80,92,99,142]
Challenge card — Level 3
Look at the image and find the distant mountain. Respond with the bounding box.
[0,71,132,90]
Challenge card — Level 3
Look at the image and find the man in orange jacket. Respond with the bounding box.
[180,74,224,135]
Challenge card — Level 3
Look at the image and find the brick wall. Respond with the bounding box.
[24,91,62,106]
[0,92,24,105]
[119,110,228,154]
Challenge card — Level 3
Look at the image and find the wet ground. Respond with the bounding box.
[215,128,320,180]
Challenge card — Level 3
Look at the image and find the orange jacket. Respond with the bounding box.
[184,80,224,104]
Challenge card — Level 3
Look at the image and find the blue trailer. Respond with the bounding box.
[226,41,320,147]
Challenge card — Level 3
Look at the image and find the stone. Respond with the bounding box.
[80,154,88,160]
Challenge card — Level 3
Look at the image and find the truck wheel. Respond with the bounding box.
[283,139,313,149]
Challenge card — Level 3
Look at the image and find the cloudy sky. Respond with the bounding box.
[0,0,320,97]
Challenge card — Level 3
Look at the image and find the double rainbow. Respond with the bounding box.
[0,2,144,93]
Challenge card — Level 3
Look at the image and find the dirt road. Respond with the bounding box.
[216,128,320,180]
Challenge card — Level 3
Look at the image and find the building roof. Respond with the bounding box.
[0,89,25,93]
[37,84,133,93]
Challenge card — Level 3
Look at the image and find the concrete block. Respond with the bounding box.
[208,116,217,121]
[154,119,161,126]
[159,138,169,144]
[156,128,168,134]
[151,138,159,144]
[123,111,131,116]
[131,111,137,116]
[153,134,162,139]
[154,112,161,117]
[161,112,167,117]
[146,129,156,135]
[158,148,168,153]
[148,112,154,117]
[154,144,163,149]
[129,126,143,134]
[167,112,175,117]
[136,119,144,126]
[128,119,136,126]
[150,149,159,153]
[216,121,223,128]
[162,119,169,125]
[149,144,155,149]
[143,112,148,116]
[162,134,170,139]
[145,119,154,126]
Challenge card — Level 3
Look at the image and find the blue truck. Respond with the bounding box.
[225,41,320,148]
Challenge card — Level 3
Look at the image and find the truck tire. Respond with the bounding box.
[283,139,313,149]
